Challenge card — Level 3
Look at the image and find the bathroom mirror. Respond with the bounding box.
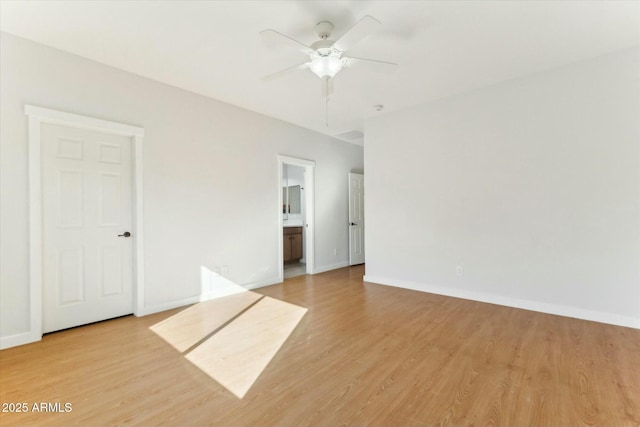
[283,163,303,219]
[283,185,301,214]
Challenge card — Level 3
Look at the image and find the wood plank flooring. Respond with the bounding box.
[149,291,262,353]
[1,265,638,426]
[184,296,307,399]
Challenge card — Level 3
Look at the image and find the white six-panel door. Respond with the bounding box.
[348,173,365,265]
[42,123,133,333]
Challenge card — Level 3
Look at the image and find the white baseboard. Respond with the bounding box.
[135,295,202,317]
[2,276,286,349]
[0,330,42,350]
[136,277,283,317]
[312,261,349,274]
[363,275,640,330]
[243,277,281,289]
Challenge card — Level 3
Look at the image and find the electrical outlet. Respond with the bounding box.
[333,248,338,256]
[221,265,229,276]
[456,265,463,277]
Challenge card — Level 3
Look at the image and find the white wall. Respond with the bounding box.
[364,47,640,328]
[0,33,363,343]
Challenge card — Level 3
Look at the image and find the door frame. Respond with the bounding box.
[277,155,315,281]
[25,105,145,344]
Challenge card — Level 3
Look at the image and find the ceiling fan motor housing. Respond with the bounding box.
[310,40,336,53]
[315,21,334,39]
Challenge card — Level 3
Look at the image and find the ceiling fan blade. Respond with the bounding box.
[344,56,398,74]
[333,15,381,52]
[262,62,310,82]
[321,77,334,97]
[260,29,314,54]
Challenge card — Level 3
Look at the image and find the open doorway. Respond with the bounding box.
[278,156,315,281]
[283,163,305,278]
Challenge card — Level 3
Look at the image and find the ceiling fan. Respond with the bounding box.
[260,16,397,125]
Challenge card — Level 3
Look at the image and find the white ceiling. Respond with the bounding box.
[1,1,639,144]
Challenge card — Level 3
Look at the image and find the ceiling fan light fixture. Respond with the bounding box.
[310,53,343,78]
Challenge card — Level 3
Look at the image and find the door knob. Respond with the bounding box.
[350,222,356,226]
[118,231,131,238]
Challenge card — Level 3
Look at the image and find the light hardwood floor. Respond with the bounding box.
[1,265,638,426]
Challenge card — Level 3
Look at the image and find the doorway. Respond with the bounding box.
[26,105,145,344]
[283,163,305,278]
[278,156,315,281]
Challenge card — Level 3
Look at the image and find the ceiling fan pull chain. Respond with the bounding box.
[325,89,329,128]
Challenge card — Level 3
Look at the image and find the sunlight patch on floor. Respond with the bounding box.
[150,267,307,398]
[184,297,308,398]
[149,291,262,352]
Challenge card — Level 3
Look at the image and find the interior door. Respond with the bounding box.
[42,123,134,333]
[348,173,365,265]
